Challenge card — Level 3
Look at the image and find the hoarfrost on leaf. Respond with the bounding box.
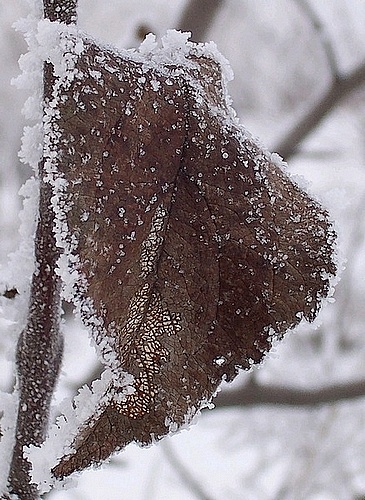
[41,28,337,480]
[138,33,158,55]
[9,11,337,486]
[161,29,192,54]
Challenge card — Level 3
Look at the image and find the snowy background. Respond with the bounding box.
[1,0,365,499]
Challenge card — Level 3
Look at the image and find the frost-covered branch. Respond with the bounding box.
[214,378,365,408]
[7,177,63,499]
[6,1,77,497]
[275,60,365,159]
[177,0,223,41]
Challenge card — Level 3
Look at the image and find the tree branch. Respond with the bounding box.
[6,1,77,497]
[275,60,365,160]
[177,0,223,42]
[162,440,216,500]
[294,0,339,76]
[214,378,365,408]
[7,177,63,499]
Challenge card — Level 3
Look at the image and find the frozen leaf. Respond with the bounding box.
[46,32,336,478]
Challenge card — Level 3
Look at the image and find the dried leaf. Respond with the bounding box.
[47,33,336,478]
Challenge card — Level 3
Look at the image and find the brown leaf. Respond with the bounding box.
[47,34,336,478]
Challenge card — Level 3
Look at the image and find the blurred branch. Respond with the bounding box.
[178,1,365,160]
[7,175,63,499]
[162,440,216,500]
[334,195,365,347]
[275,60,365,159]
[294,0,338,75]
[214,378,365,408]
[177,0,223,41]
[275,1,365,159]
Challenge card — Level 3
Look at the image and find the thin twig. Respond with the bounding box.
[162,439,217,500]
[275,2,365,159]
[275,60,365,159]
[294,0,339,76]
[333,195,365,348]
[214,377,365,408]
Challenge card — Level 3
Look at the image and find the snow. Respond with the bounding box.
[19,124,43,170]
[27,368,128,493]
[138,32,158,55]
[0,393,18,492]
